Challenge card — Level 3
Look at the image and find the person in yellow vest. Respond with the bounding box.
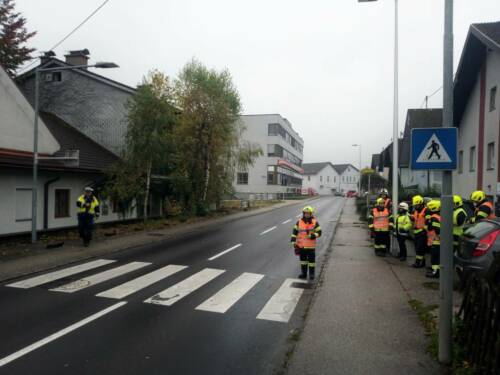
[453,195,468,251]
[368,198,393,256]
[425,200,441,279]
[410,195,428,268]
[470,190,496,223]
[291,206,322,280]
[394,202,412,262]
[77,187,100,247]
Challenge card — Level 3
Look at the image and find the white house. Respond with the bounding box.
[452,22,500,200]
[302,162,359,195]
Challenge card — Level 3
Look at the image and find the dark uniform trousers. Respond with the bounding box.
[78,213,94,243]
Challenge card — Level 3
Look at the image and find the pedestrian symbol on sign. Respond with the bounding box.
[416,133,451,163]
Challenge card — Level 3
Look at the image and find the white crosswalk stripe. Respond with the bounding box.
[96,264,188,299]
[256,278,307,323]
[144,268,225,307]
[50,262,151,293]
[196,272,264,314]
[6,259,116,289]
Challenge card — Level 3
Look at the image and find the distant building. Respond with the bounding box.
[452,22,500,199]
[302,162,359,195]
[234,114,304,199]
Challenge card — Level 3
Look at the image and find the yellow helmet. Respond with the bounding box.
[412,195,424,206]
[376,198,385,206]
[302,206,314,214]
[453,195,463,208]
[427,200,441,212]
[470,190,486,203]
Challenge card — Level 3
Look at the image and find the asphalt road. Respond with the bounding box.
[0,196,344,375]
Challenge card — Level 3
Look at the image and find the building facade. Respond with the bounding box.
[302,162,359,195]
[453,22,500,199]
[234,114,304,199]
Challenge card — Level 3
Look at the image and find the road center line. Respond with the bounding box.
[0,302,126,368]
[282,219,292,224]
[208,244,242,261]
[296,214,302,218]
[259,226,277,235]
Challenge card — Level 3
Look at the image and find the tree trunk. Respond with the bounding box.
[143,160,152,221]
[202,156,210,202]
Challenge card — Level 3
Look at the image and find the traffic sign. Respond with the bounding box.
[411,127,457,170]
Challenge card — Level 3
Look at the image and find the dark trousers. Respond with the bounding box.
[397,236,407,258]
[374,231,390,253]
[430,244,440,271]
[299,249,316,276]
[78,213,94,244]
[414,231,428,260]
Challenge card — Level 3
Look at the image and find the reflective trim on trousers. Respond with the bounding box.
[431,264,440,271]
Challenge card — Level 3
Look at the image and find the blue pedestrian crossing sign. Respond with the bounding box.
[411,128,457,170]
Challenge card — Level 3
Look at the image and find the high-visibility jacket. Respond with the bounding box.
[427,213,441,247]
[395,213,412,235]
[291,218,322,249]
[453,207,467,238]
[77,195,100,215]
[384,198,392,210]
[370,208,391,232]
[474,201,496,222]
[412,208,427,234]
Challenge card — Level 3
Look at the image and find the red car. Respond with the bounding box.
[346,191,358,198]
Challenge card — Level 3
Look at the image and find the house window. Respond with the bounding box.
[470,146,476,172]
[55,189,70,218]
[15,188,32,222]
[44,72,62,82]
[490,86,497,112]
[327,176,330,182]
[237,172,249,185]
[458,150,463,174]
[487,142,495,170]
[307,176,310,181]
[334,176,336,183]
[320,176,323,182]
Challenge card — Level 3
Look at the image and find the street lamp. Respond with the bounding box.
[352,144,362,194]
[358,0,399,221]
[31,61,119,243]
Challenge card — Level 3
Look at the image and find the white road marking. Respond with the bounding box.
[282,219,292,224]
[0,302,126,367]
[144,268,225,306]
[196,272,264,314]
[6,259,117,289]
[96,264,188,299]
[296,214,302,218]
[259,226,277,235]
[256,278,307,323]
[50,262,150,293]
[208,244,242,261]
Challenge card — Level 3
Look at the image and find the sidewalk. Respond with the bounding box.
[286,199,443,375]
[0,199,306,283]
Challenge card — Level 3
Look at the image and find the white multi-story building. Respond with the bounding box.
[234,114,304,199]
[302,162,359,195]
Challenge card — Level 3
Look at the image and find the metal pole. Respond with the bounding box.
[439,0,454,365]
[367,173,371,219]
[390,0,399,256]
[359,145,362,194]
[31,68,40,243]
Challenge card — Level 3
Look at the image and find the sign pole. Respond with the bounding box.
[439,0,454,365]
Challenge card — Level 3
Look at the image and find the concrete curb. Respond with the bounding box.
[0,197,320,284]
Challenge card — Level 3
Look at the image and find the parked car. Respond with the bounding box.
[334,192,344,197]
[346,190,358,198]
[455,219,500,285]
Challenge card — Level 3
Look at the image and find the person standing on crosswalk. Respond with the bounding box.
[76,187,100,247]
[291,206,322,280]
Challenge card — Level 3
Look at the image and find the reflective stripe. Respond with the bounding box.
[427,214,441,246]
[431,265,440,271]
[415,255,424,260]
[453,208,467,236]
[308,263,316,268]
[77,195,99,214]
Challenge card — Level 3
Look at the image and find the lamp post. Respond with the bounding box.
[358,0,399,219]
[31,61,119,243]
[352,144,362,194]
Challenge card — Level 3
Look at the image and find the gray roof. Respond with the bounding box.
[302,162,334,175]
[371,154,380,170]
[399,108,443,167]
[332,164,359,174]
[455,21,500,124]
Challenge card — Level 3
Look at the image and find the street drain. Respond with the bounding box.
[291,282,314,289]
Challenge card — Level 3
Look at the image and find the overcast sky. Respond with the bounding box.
[16,0,500,168]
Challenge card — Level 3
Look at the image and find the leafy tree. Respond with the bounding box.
[0,0,36,77]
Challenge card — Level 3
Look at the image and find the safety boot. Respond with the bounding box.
[298,265,308,279]
[412,258,425,268]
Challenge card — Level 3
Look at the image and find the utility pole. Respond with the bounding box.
[439,0,454,365]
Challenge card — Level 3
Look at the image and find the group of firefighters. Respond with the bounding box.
[367,188,496,278]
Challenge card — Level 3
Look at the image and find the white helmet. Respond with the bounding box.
[84,187,94,192]
[380,188,389,195]
[399,202,409,211]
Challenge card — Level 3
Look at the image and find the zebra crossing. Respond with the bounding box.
[5,258,309,323]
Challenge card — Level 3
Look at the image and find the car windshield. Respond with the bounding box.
[464,221,498,239]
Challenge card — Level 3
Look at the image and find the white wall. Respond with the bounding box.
[0,168,137,236]
[0,65,59,154]
[302,164,339,195]
[338,166,359,193]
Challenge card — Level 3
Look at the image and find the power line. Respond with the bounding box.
[17,0,111,74]
[420,85,443,109]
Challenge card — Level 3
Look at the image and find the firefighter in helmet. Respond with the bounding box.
[291,206,322,280]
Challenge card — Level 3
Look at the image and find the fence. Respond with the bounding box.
[458,255,500,374]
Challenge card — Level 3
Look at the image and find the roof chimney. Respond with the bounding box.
[65,49,90,68]
[40,50,56,65]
